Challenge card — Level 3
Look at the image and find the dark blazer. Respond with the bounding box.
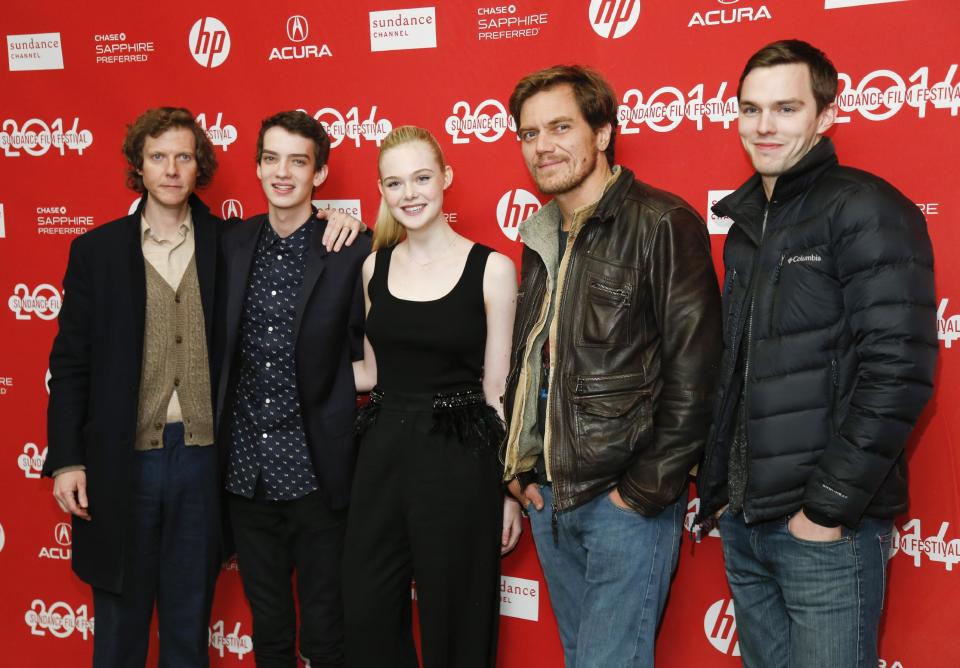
[215,214,370,511]
[43,195,222,593]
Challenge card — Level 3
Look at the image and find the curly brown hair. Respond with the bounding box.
[122,107,218,193]
[256,110,331,169]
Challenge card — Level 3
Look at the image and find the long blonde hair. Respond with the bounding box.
[372,126,448,250]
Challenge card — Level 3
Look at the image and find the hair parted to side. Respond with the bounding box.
[122,107,217,194]
[738,39,838,113]
[508,64,618,165]
[372,126,448,251]
[256,110,331,169]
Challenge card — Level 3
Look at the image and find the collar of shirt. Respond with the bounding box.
[141,212,193,249]
[258,217,315,258]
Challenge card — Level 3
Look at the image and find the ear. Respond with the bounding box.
[313,164,329,188]
[377,178,384,197]
[816,102,837,136]
[443,165,453,190]
[595,122,612,153]
[256,163,262,181]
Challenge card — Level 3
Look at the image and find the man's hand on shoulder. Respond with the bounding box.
[318,208,366,252]
[53,470,91,520]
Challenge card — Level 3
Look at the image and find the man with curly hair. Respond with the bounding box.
[44,107,226,667]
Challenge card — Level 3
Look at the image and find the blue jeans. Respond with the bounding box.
[719,511,895,668]
[528,485,687,668]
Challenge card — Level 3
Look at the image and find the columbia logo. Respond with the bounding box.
[787,253,822,264]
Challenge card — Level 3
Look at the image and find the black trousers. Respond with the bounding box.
[228,488,346,668]
[93,424,220,668]
[343,392,503,668]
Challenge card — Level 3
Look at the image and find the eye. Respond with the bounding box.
[294,158,306,166]
[177,153,194,162]
[150,152,163,160]
[740,106,758,115]
[416,174,431,183]
[384,179,400,189]
[263,155,276,163]
[520,130,537,142]
[555,123,570,132]
[780,106,795,114]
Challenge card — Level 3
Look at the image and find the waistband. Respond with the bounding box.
[368,385,487,412]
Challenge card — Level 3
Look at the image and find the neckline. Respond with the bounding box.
[385,243,478,304]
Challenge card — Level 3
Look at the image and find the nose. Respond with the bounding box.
[164,156,178,176]
[534,130,554,154]
[276,158,291,178]
[403,180,416,199]
[756,110,774,135]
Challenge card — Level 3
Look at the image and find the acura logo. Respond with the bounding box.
[221,199,243,219]
[54,522,72,546]
[287,15,308,43]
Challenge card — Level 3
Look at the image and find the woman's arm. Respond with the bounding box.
[352,253,378,393]
[482,251,522,555]
[481,252,518,419]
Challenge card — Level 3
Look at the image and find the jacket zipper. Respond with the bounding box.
[829,358,838,431]
[769,252,786,330]
[740,204,768,525]
[590,280,631,304]
[549,224,589,542]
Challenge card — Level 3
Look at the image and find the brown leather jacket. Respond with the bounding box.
[502,168,722,516]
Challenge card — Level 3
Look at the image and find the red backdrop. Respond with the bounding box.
[2,1,958,666]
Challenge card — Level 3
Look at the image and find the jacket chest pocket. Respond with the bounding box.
[577,270,634,347]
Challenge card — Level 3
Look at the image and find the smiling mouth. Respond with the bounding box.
[272,183,295,194]
[401,204,425,214]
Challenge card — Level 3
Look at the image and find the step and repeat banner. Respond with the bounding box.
[1,0,957,666]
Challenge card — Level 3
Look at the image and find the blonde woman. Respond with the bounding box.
[344,126,522,667]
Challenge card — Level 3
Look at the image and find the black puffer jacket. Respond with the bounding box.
[696,138,937,529]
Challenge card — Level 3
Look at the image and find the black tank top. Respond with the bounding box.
[366,243,492,393]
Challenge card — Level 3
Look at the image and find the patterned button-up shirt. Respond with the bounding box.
[226,219,319,500]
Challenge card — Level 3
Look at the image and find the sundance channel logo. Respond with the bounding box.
[369,6,437,52]
[499,575,539,621]
[7,32,64,71]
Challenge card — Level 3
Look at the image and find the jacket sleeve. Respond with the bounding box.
[42,237,94,476]
[803,184,937,527]
[619,207,723,515]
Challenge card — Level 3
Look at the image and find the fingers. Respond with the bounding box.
[506,479,527,507]
[53,472,91,520]
[524,483,544,511]
[501,498,523,555]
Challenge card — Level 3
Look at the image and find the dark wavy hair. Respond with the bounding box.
[738,40,839,113]
[256,110,331,169]
[509,64,618,166]
[122,107,217,193]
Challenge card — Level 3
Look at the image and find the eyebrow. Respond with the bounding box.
[261,150,311,159]
[518,115,576,134]
[381,168,436,180]
[740,97,807,107]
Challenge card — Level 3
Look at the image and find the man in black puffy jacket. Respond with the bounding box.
[696,40,936,668]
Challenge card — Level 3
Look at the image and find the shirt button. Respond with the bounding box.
[173,378,181,387]
[174,295,181,304]
[277,254,283,261]
[154,422,163,430]
[150,439,159,446]
[265,362,271,368]
[262,433,268,439]
[265,398,271,405]
[271,290,277,296]
[175,335,183,344]
[268,326,274,332]
[188,432,194,439]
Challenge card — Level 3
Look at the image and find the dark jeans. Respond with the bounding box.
[527,484,687,668]
[92,423,220,668]
[228,489,347,668]
[719,511,895,668]
[342,392,503,668]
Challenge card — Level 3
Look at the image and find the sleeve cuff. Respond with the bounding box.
[52,465,85,477]
[803,506,840,528]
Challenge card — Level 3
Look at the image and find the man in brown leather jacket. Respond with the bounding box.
[504,65,722,667]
